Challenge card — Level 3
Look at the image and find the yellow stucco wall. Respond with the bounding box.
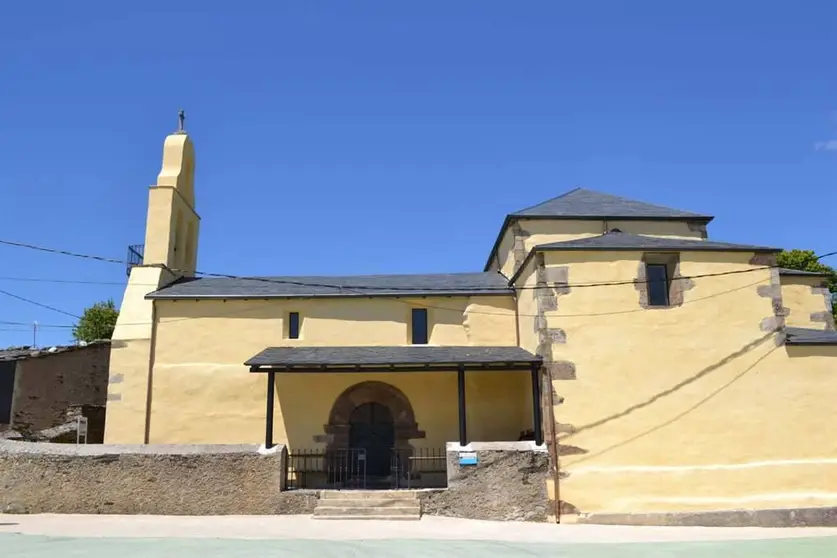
[149,367,530,447]
[514,255,540,357]
[142,133,199,274]
[491,218,704,277]
[104,266,176,443]
[538,250,837,514]
[106,132,199,443]
[780,275,832,329]
[110,295,532,446]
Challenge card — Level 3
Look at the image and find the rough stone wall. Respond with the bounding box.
[420,442,549,522]
[11,343,110,435]
[576,506,837,528]
[531,253,576,519]
[751,253,788,340]
[511,221,531,273]
[811,281,836,330]
[687,221,709,239]
[0,442,288,515]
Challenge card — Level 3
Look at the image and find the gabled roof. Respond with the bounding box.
[484,188,714,270]
[245,346,540,371]
[511,188,713,221]
[779,268,831,278]
[535,231,779,253]
[146,272,513,300]
[785,327,837,346]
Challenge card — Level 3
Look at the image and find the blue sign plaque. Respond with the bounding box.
[458,451,478,466]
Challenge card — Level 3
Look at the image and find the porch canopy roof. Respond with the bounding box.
[246,346,541,373]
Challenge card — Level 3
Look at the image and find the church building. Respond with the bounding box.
[105,125,837,523]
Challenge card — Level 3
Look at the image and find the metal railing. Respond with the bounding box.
[391,447,447,489]
[287,448,368,490]
[286,447,448,490]
[126,244,144,277]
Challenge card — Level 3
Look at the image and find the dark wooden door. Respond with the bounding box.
[349,402,394,477]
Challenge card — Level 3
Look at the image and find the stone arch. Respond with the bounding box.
[322,381,425,452]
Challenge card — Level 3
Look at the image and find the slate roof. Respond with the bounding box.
[147,272,513,300]
[0,341,110,362]
[784,327,837,346]
[535,231,779,253]
[512,188,713,221]
[246,346,541,370]
[778,268,831,277]
[484,188,714,270]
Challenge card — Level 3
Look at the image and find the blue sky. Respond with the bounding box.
[1,1,835,347]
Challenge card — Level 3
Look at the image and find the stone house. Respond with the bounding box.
[105,127,836,525]
[0,341,109,443]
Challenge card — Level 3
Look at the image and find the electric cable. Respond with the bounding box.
[0,238,833,327]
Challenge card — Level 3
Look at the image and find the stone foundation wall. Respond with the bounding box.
[576,506,837,528]
[0,441,289,515]
[420,441,549,522]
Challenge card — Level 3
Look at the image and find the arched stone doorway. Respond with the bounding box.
[323,381,425,482]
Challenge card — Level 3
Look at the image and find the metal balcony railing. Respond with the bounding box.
[126,244,144,277]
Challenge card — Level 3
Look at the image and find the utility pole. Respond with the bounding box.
[32,321,38,348]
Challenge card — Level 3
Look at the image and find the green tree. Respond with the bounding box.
[777,249,837,322]
[72,299,119,343]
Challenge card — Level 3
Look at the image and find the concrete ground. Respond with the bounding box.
[2,515,837,557]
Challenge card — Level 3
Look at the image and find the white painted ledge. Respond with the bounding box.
[445,441,548,453]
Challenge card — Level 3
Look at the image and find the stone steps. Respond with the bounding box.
[313,490,421,520]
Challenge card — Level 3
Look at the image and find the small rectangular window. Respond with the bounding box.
[288,312,300,340]
[411,309,428,345]
[646,263,670,307]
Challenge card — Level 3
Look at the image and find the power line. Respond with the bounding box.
[0,276,125,286]
[0,319,72,329]
[0,239,124,265]
[1,274,773,330]
[1,237,833,327]
[0,289,81,319]
[3,237,829,292]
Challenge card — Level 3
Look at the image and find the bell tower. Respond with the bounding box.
[143,110,200,275]
[105,113,200,444]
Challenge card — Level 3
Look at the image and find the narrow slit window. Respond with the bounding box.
[646,263,670,307]
[288,312,300,339]
[411,309,428,345]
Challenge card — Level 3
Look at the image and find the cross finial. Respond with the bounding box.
[176,109,186,134]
